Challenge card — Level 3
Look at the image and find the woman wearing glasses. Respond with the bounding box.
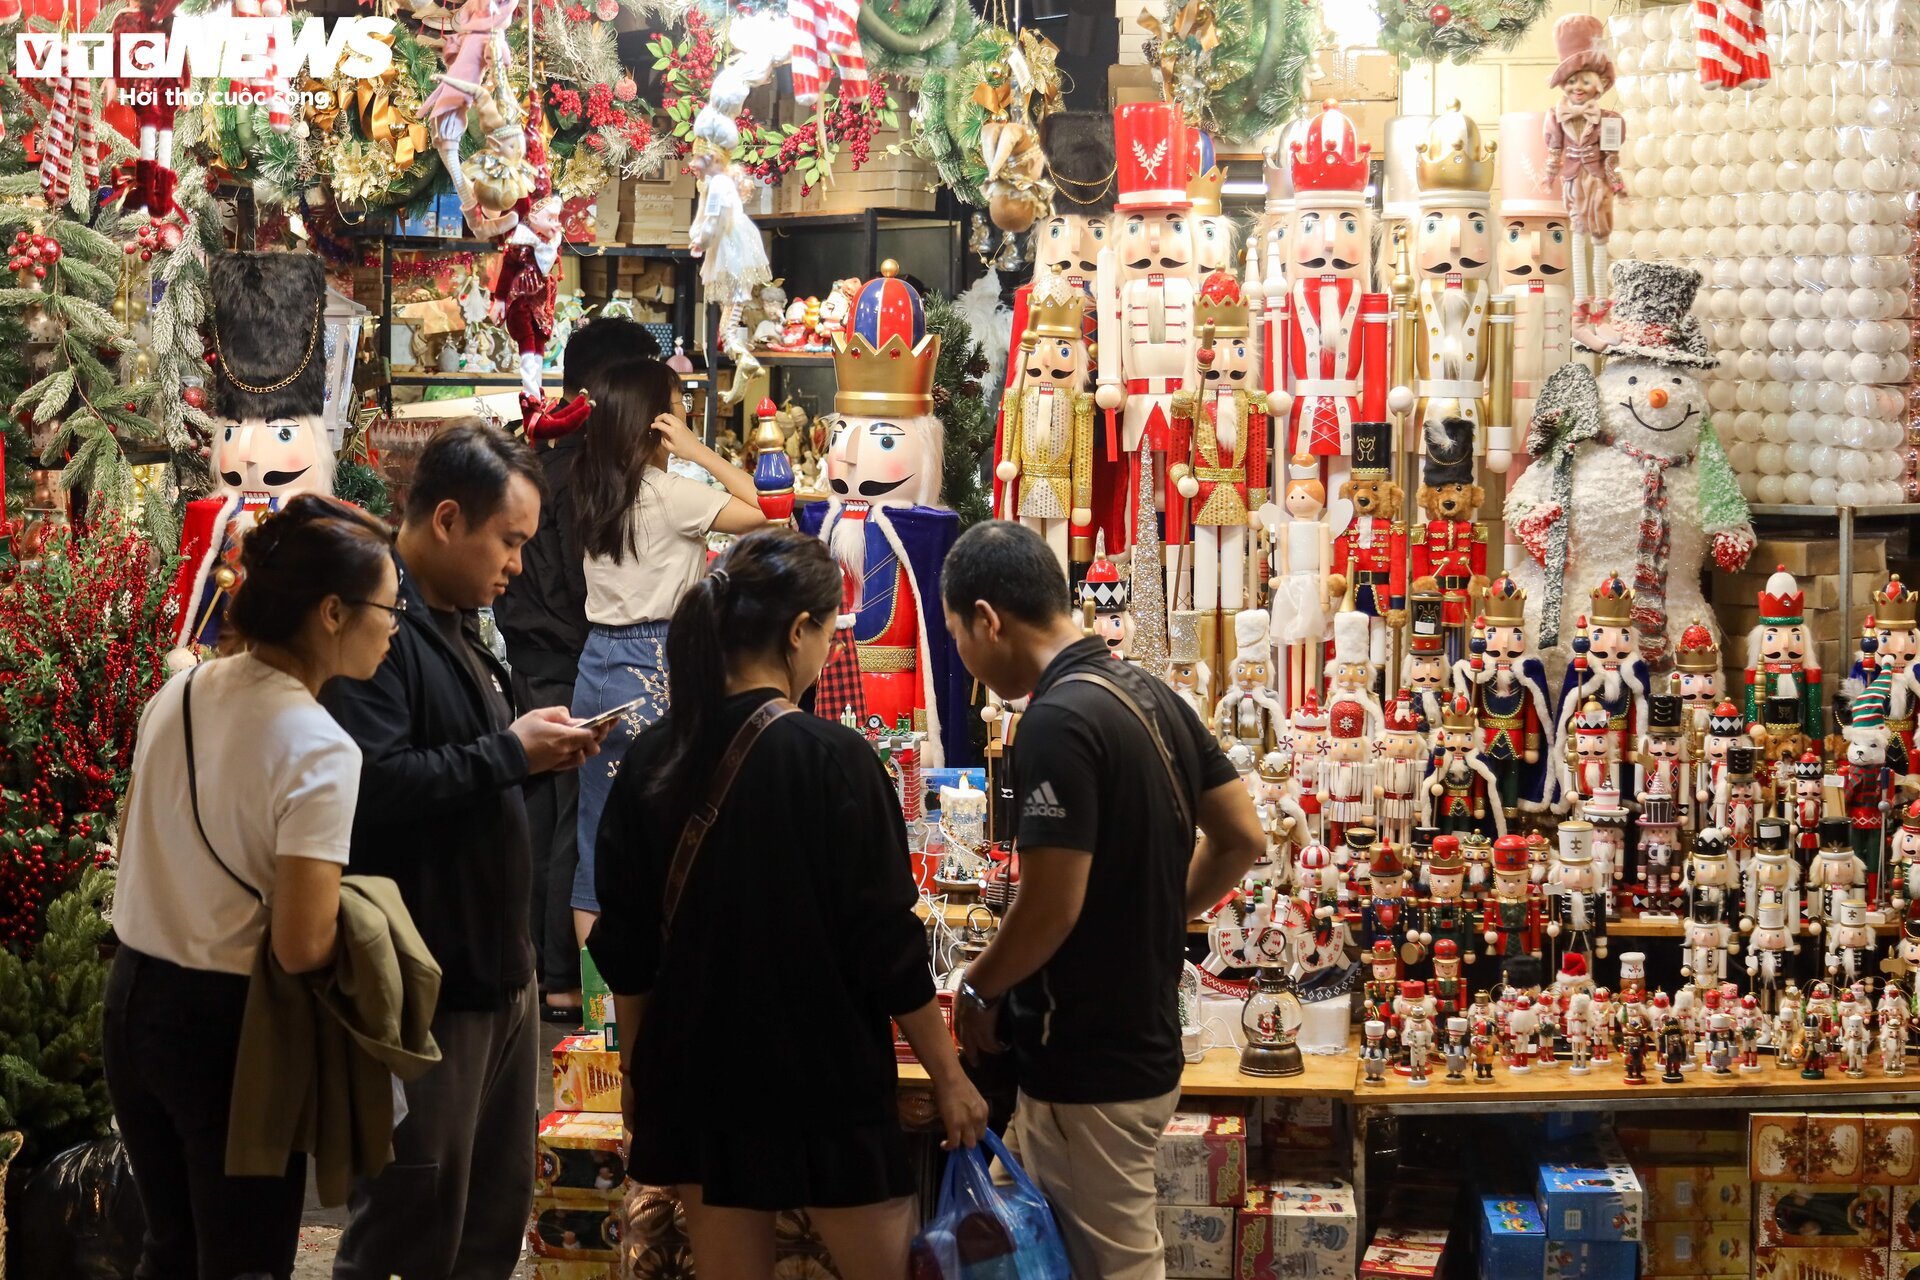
[107,494,401,1279]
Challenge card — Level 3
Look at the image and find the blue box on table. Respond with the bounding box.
[1477,1194,1546,1279]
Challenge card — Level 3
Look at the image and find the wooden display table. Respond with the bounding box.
[897,1043,1357,1098]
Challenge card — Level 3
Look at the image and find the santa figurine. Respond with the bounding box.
[1457,575,1554,821]
[801,264,969,765]
[1549,577,1650,809]
[1744,566,1825,747]
[166,253,336,662]
[996,282,1097,573]
[1375,691,1428,849]
[1215,609,1284,756]
[1428,693,1504,839]
[1403,593,1455,732]
[1542,15,1625,331]
[1331,420,1408,670]
[1411,416,1491,660]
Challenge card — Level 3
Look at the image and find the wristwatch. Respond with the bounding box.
[959,980,1003,1016]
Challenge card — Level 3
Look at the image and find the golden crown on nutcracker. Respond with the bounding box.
[1028,287,1090,342]
[1194,272,1250,339]
[1481,574,1527,627]
[832,261,941,418]
[1673,619,1720,672]
[1588,574,1636,628]
[1415,102,1496,210]
[1874,574,1917,629]
[1187,161,1225,217]
[1441,692,1477,734]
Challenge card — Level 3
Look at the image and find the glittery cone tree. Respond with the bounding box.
[1130,451,1171,677]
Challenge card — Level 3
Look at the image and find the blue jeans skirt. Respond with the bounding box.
[572,620,670,912]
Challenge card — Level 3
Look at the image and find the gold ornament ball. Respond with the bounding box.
[213,566,238,591]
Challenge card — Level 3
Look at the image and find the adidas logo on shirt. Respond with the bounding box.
[1023,782,1067,821]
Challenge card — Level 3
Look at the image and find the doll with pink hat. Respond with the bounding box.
[1543,14,1625,335]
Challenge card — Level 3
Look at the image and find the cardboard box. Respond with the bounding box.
[1542,1239,1638,1280]
[1635,1165,1751,1222]
[1714,569,1886,613]
[1358,1232,1443,1280]
[1310,47,1398,102]
[1750,537,1888,577]
[1617,1118,1745,1162]
[1896,1184,1920,1250]
[1644,1220,1751,1275]
[1892,1252,1920,1280]
[527,1197,620,1261]
[1155,1111,1249,1208]
[1258,1096,1340,1153]
[1161,1204,1235,1277]
[1754,1183,1889,1248]
[534,1111,626,1203]
[1867,1115,1920,1185]
[1752,1246,1889,1280]
[1750,1113,1809,1182]
[551,1032,621,1114]
[1477,1194,1546,1278]
[1538,1158,1643,1242]
[1805,1113,1866,1183]
[1236,1179,1358,1280]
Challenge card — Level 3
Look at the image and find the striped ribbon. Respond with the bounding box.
[787,0,866,107]
[1695,0,1771,90]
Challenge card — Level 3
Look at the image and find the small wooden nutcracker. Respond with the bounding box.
[1411,416,1490,662]
[1562,698,1621,816]
[1457,576,1554,821]
[1743,566,1824,746]
[1714,745,1763,866]
[1878,980,1908,1076]
[1552,578,1651,811]
[1482,833,1543,963]
[1214,608,1284,755]
[1375,691,1428,850]
[1402,593,1456,733]
[1681,893,1738,988]
[1362,940,1402,1032]
[1890,799,1920,913]
[1842,1003,1872,1078]
[1736,994,1764,1071]
[1825,896,1879,989]
[1774,981,1805,1066]
[1325,696,1376,852]
[1471,1015,1498,1081]
[1253,752,1310,886]
[1743,818,1802,932]
[1428,693,1505,839]
[1621,1006,1649,1085]
[1708,1013,1735,1076]
[1834,667,1898,898]
[1745,900,1799,1016]
[1659,1008,1689,1084]
[1414,834,1482,968]
[1809,817,1870,932]
[1358,833,1415,962]
[1442,1016,1470,1081]
[1362,1018,1391,1085]
[1565,992,1593,1074]
[1590,988,1614,1064]
[996,284,1097,571]
[1696,701,1748,823]
[1081,539,1134,660]
[1547,820,1608,961]
[1506,994,1540,1073]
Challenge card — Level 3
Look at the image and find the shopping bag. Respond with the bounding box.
[909,1128,1072,1280]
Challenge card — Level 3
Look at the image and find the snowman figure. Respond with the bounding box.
[1506,261,1755,674]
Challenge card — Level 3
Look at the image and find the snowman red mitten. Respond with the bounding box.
[1513,503,1563,566]
[1711,529,1755,572]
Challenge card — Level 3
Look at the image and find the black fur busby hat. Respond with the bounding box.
[1041,111,1118,218]
[1422,416,1475,487]
[209,252,327,422]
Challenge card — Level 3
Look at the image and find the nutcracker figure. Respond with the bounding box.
[1552,576,1651,810]
[1791,750,1825,876]
[1590,987,1615,1063]
[1901,915,1920,978]
[1563,700,1622,824]
[1697,701,1748,822]
[1359,834,1414,960]
[1743,567,1825,745]
[1331,420,1408,669]
[1442,1015,1470,1081]
[1081,538,1133,660]
[1682,828,1738,922]
[1856,575,1920,778]
[1405,103,1514,473]
[1170,271,1268,620]
[1325,612,1385,735]
[1842,1002,1871,1078]
[1637,778,1684,917]
[1362,939,1402,1029]
[1565,992,1593,1074]
[1266,456,1341,707]
[1429,693,1505,838]
[1167,610,1213,724]
[1507,994,1540,1072]
[1457,575,1554,820]
[1879,981,1908,1075]
[1547,821,1608,961]
[1681,893,1737,987]
[1188,130,1234,276]
[1737,994,1764,1070]
[1482,832,1543,962]
[1674,619,1725,759]
[1362,1019,1391,1085]
[1535,992,1560,1069]
[1622,1011,1649,1085]
[1414,833,1481,967]
[1543,14,1626,327]
[1743,818,1802,932]
[1659,1009,1689,1083]
[1775,981,1806,1066]
[1214,608,1285,755]
[1274,101,1397,501]
[1376,691,1428,849]
[1288,694,1329,840]
[1746,901,1799,1015]
[1638,692,1689,833]
[1411,416,1491,659]
[1809,818,1870,931]
[1254,752,1310,884]
[1890,800,1920,912]
[1714,745,1763,866]
[1403,593,1456,732]
[1826,895,1878,989]
[1325,699,1376,850]
[1708,1013,1735,1076]
[994,283,1096,572]
[1835,667,1897,895]
[1429,938,1469,1014]
[1395,978,1440,1075]
[1471,1014,1499,1080]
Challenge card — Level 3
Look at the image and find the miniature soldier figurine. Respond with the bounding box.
[1326,695,1377,850]
[1774,980,1805,1064]
[1457,575,1554,820]
[1553,577,1652,807]
[1583,784,1630,916]
[1415,834,1482,968]
[1359,834,1414,960]
[995,283,1097,571]
[1214,609,1285,754]
[1673,620,1725,766]
[1483,833,1543,962]
[1891,799,1920,912]
[1443,1015,1470,1081]
[1471,1015,1498,1081]
[1826,896,1878,989]
[1879,981,1908,1076]
[1791,751,1825,879]
[1801,982,1834,1079]
[1547,820,1608,960]
[1400,981,1438,1084]
[1696,700,1749,825]
[1362,1018,1391,1085]
[1743,818,1802,932]
[1659,1009,1689,1083]
[1622,1010,1648,1085]
[1746,901,1799,1015]
[1429,693,1504,838]
[1715,745,1763,866]
[1402,593,1456,733]
[1429,938,1469,1015]
[1843,1006,1871,1079]
[1744,566,1825,745]
[1330,420,1408,669]
[1681,893,1738,987]
[1566,992,1593,1074]
[1809,818,1870,932]
[1563,698,1620,815]
[1590,987,1614,1064]
[1376,691,1428,850]
[1507,994,1540,1073]
[1294,841,1346,918]
[1708,1013,1735,1076]
[1636,727,1685,917]
[1411,416,1491,661]
[1535,994,1559,1070]
[1737,994,1764,1071]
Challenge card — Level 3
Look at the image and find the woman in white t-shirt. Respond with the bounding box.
[107,495,400,1280]
[569,358,766,934]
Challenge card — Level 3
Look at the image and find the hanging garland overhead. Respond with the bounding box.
[1140,0,1319,143]
[1373,0,1553,66]
[859,0,968,75]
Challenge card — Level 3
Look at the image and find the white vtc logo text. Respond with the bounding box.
[15,14,395,80]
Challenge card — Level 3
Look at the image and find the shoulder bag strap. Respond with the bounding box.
[181,665,266,906]
[1051,670,1195,835]
[661,696,799,940]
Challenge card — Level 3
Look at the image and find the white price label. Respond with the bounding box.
[1600,116,1623,152]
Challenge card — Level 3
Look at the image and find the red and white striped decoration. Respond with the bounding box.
[70,75,100,192]
[40,76,77,205]
[260,0,293,132]
[787,0,867,107]
[1695,0,1771,90]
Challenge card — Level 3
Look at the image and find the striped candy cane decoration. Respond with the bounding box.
[817,0,867,102]
[39,76,76,205]
[260,0,293,132]
[789,0,824,105]
[1720,0,1771,88]
[1693,0,1730,88]
[70,75,100,193]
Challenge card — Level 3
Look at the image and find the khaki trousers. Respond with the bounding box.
[997,1087,1181,1280]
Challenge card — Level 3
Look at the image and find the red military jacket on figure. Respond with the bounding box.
[1274,276,1389,458]
[1412,520,1487,627]
[1333,516,1407,618]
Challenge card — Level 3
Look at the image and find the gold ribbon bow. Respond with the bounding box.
[304,77,340,132]
[352,32,428,168]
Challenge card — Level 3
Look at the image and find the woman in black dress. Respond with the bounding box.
[589,526,986,1279]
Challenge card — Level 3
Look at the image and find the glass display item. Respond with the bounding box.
[1239,967,1305,1077]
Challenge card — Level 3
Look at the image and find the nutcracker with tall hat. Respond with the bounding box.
[1458,574,1554,819]
[1745,899,1800,1014]
[1331,420,1408,669]
[801,263,969,766]
[1411,416,1491,659]
[1855,575,1920,778]
[1551,576,1650,808]
[1673,619,1725,754]
[996,282,1097,573]
[1834,667,1897,895]
[1890,800,1920,913]
[1825,896,1879,989]
[1376,691,1428,849]
[1095,101,1198,564]
[1713,745,1764,866]
[1325,692,1376,850]
[1548,820,1608,961]
[166,252,336,662]
[1638,692,1689,828]
[1403,593,1455,732]
[1325,611,1384,736]
[1081,537,1133,659]
[1167,610,1212,724]
[1403,103,1515,476]
[1274,101,1397,502]
[1745,817,1802,929]
[1414,833,1482,969]
[1681,892,1737,987]
[1809,817,1869,932]
[1214,608,1284,756]
[1170,271,1269,624]
[1743,567,1825,746]
[1497,111,1573,534]
[1428,693,1505,839]
[1253,120,1308,397]
[1483,833,1544,963]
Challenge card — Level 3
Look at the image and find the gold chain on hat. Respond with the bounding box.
[213,298,325,396]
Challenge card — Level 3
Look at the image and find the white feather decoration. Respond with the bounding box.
[952,269,1014,421]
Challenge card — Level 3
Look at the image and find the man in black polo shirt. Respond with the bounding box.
[941,521,1265,1280]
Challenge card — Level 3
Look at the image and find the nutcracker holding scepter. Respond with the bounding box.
[996,283,1096,575]
[1455,574,1554,821]
[1552,575,1650,811]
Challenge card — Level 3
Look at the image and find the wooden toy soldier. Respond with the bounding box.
[1507,994,1540,1073]
[1879,980,1908,1076]
[1552,577,1651,808]
[1681,891,1737,987]
[1430,693,1503,838]
[1443,1015,1470,1081]
[1483,833,1543,962]
[1534,992,1559,1070]
[1398,979,1439,1081]
[1743,817,1802,931]
[1565,992,1593,1074]
[1673,619,1725,757]
[1590,988,1614,1064]
[1809,817,1869,932]
[1890,799,1920,913]
[1471,1014,1498,1081]
[1358,832,1414,960]
[1791,750,1825,877]
[1825,895,1879,990]
[1801,981,1835,1079]
[1638,690,1688,828]
[1659,1007,1689,1083]
[1376,691,1428,850]
[1331,419,1408,669]
[995,283,1097,572]
[1414,834,1482,968]
[1362,938,1402,1031]
[1411,416,1491,661]
[1547,820,1608,961]
[1254,752,1310,885]
[1737,994,1764,1071]
[1713,744,1763,866]
[1842,1001,1872,1079]
[1621,1001,1649,1085]
[1402,593,1455,733]
[1362,1018,1391,1085]
[1744,566,1825,746]
[1696,700,1748,825]
[1429,938,1469,1014]
[1214,608,1284,754]
[1457,575,1554,821]
[1708,1013,1736,1076]
[1167,610,1213,725]
[1563,698,1620,812]
[1857,575,1920,779]
[1774,980,1805,1065]
[1746,900,1799,1015]
[1326,693,1377,850]
[1682,827,1737,923]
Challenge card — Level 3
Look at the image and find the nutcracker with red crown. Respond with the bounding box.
[1890,800,1920,913]
[1331,420,1408,670]
[1403,592,1454,732]
[1743,566,1825,746]
[1547,819,1608,961]
[165,252,335,662]
[800,264,969,765]
[1404,103,1516,476]
[1457,574,1554,821]
[1325,693,1375,850]
[1855,576,1920,779]
[1833,667,1897,895]
[995,283,1097,573]
[1376,691,1428,849]
[1273,101,1398,501]
[1411,416,1490,661]
[1551,576,1650,809]
[1428,692,1505,839]
[1094,101,1197,564]
[1362,938,1402,1031]
[1483,833,1544,964]
[1170,271,1269,625]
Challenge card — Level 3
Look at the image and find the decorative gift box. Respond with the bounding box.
[1357,1229,1443,1280]
[528,1197,621,1261]
[1541,1239,1637,1280]
[1476,1194,1546,1279]
[1236,1179,1357,1280]
[1635,1165,1751,1222]
[1752,1246,1889,1280]
[1160,1203,1234,1277]
[1538,1157,1643,1242]
[535,1111,627,1203]
[1754,1183,1889,1249]
[1867,1116,1920,1185]
[1893,1184,1920,1250]
[1803,1114,1865,1183]
[1644,1220,1751,1276]
[1891,1251,1920,1280]
[1155,1110,1248,1208]
[552,1031,622,1114]
[1749,1114,1808,1183]
[1257,1096,1339,1153]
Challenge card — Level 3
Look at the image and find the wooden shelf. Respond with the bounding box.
[1608,917,1899,937]
[1357,1057,1920,1109]
[916,899,1209,935]
[757,207,951,230]
[898,1044,1355,1099]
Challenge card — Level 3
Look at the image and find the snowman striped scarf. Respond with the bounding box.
[1603,431,1696,669]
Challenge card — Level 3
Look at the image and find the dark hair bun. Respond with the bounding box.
[226,495,396,646]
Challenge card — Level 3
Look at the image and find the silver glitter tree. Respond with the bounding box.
[1129,452,1170,678]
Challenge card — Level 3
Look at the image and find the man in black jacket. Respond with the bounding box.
[494,318,659,1015]
[325,422,601,1280]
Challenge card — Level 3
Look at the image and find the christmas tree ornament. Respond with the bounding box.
[1375,0,1551,65]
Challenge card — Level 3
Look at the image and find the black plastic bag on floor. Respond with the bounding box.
[8,1136,145,1280]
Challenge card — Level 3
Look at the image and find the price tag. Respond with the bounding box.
[1600,115,1624,151]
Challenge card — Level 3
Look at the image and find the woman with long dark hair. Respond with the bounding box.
[589,527,986,1280]
[569,357,765,941]
[107,495,399,1279]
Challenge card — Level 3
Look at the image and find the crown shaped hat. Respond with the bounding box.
[1187,127,1224,216]
[1573,698,1610,736]
[1427,833,1463,872]
[834,262,940,418]
[1442,691,1477,733]
[1674,620,1720,672]
[1028,285,1091,342]
[1292,689,1328,731]
[1758,566,1805,624]
[1385,688,1421,733]
[1256,750,1291,783]
[1905,797,1920,832]
[1415,103,1495,210]
[1169,610,1203,665]
[1482,574,1527,627]
[1589,574,1636,627]
[1874,575,1917,628]
[1194,270,1249,339]
[1291,100,1371,203]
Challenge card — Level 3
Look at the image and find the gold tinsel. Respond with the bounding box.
[554,150,612,202]
[325,137,404,204]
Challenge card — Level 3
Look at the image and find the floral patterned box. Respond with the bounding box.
[1752,1246,1889,1280]
[1154,1110,1248,1207]
[1236,1179,1358,1280]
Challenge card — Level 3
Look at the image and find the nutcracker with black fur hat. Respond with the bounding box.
[164,251,334,664]
[1402,591,1452,732]
[1412,415,1488,661]
[1214,608,1283,756]
[1332,419,1409,671]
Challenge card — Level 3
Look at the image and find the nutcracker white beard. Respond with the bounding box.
[829,510,868,602]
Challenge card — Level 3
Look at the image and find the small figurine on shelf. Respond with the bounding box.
[1168,612,1214,726]
[1801,982,1835,1079]
[1287,695,1330,840]
[1582,783,1630,914]
[1825,896,1879,989]
[1359,834,1414,961]
[1482,833,1543,963]
[1552,579,1651,811]
[1443,1016,1470,1081]
[1266,456,1342,708]
[1879,981,1908,1077]
[1402,983,1438,1086]
[1744,567,1825,746]
[1376,692,1428,850]
[995,284,1096,572]
[1809,818,1870,933]
[1362,1019,1391,1085]
[1562,698,1621,815]
[1621,1010,1649,1085]
[1566,992,1593,1074]
[814,278,861,350]
[1791,752,1826,883]
[1430,939,1469,1015]
[1254,753,1310,884]
[1410,417,1490,661]
[1743,819,1802,936]
[1682,828,1738,925]
[1638,689,1690,830]
[1325,695,1377,850]
[1737,994,1764,1071]
[1535,995,1559,1070]
[1215,609,1285,755]
[1428,694,1504,838]
[1714,745,1763,863]
[1547,821,1608,961]
[1294,842,1346,918]
[781,298,812,349]
[1507,994,1540,1074]
[1746,901,1799,1014]
[1471,1015,1498,1081]
[1835,667,1898,899]
[1331,421,1408,670]
[1697,701,1750,824]
[1892,800,1920,913]
[1774,980,1805,1065]
[1759,694,1816,806]
[1708,1013,1735,1076]
[1403,594,1457,733]
[1415,834,1481,969]
[1659,1007,1688,1084]
[1843,1005,1871,1079]
[1590,988,1614,1064]
[1457,576,1554,822]
[1362,939,1402,1032]
[1681,892,1737,987]
[1635,767,1683,918]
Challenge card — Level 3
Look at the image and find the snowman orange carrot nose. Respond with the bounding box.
[1648,387,1669,410]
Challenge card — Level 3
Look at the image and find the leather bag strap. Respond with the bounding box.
[1051,670,1195,836]
[661,697,798,940]
[182,665,266,905]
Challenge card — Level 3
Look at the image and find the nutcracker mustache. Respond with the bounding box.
[1505,263,1567,277]
[1128,256,1189,269]
[222,466,311,488]
[1425,257,1488,272]
[1299,256,1359,271]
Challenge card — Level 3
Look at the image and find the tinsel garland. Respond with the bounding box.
[1141,0,1319,142]
[1374,0,1554,66]
[1129,451,1169,676]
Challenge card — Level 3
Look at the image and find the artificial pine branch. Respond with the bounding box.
[925,291,992,528]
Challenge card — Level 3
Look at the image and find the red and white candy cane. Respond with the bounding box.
[787,0,866,107]
[71,75,100,192]
[1695,0,1771,89]
[39,76,76,205]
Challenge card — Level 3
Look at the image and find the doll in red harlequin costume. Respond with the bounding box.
[1272,101,1401,504]
[1550,576,1650,811]
[166,253,335,664]
[1411,416,1490,661]
[1457,575,1554,822]
[1543,15,1626,331]
[1094,102,1198,567]
[1331,420,1407,671]
[1743,567,1825,747]
[996,284,1096,575]
[1407,105,1514,475]
[799,264,969,766]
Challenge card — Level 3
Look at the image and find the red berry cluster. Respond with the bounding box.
[123,220,169,263]
[549,83,584,121]
[7,230,61,279]
[584,82,619,129]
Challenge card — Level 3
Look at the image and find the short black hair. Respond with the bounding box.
[405,420,546,525]
[941,521,1071,626]
[563,318,662,395]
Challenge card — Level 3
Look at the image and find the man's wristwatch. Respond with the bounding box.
[959,980,1003,1016]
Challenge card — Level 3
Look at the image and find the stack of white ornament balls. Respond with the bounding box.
[1607,0,1920,507]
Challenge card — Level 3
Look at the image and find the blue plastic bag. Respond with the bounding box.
[910,1129,1073,1280]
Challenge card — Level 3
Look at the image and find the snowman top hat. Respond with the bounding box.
[1586,261,1717,368]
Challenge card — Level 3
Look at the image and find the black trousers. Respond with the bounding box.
[103,947,306,1280]
[512,667,582,990]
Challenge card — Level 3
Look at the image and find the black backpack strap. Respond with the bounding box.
[1051,669,1195,835]
[182,665,265,905]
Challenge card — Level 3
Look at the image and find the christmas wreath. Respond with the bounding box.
[1142,0,1319,143]
[1374,0,1554,67]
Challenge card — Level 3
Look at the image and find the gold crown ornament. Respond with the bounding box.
[1416,102,1496,211]
[1027,287,1090,341]
[1481,574,1527,627]
[1441,692,1478,734]
[1187,162,1225,216]
[1588,573,1636,628]
[1194,289,1250,339]
[1874,575,1917,629]
[832,261,942,418]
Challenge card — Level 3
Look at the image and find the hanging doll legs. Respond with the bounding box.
[1193,526,1247,614]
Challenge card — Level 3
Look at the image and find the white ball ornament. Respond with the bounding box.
[1726,440,1757,473]
[1768,351,1798,381]
[1843,417,1874,449]
[1738,350,1771,380]
[1795,350,1827,380]
[1708,380,1739,412]
[1810,444,1839,476]
[1817,382,1849,414]
[1795,318,1827,350]
[1786,441,1815,472]
[1788,411,1818,441]
[1806,96,1835,128]
[1810,476,1840,505]
[1803,158,1835,191]
[1739,318,1771,349]
[1805,129,1835,162]
[1814,415,1845,447]
[1784,472,1814,503]
[1757,474,1788,503]
[1762,383,1791,414]
[1838,481,1871,506]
